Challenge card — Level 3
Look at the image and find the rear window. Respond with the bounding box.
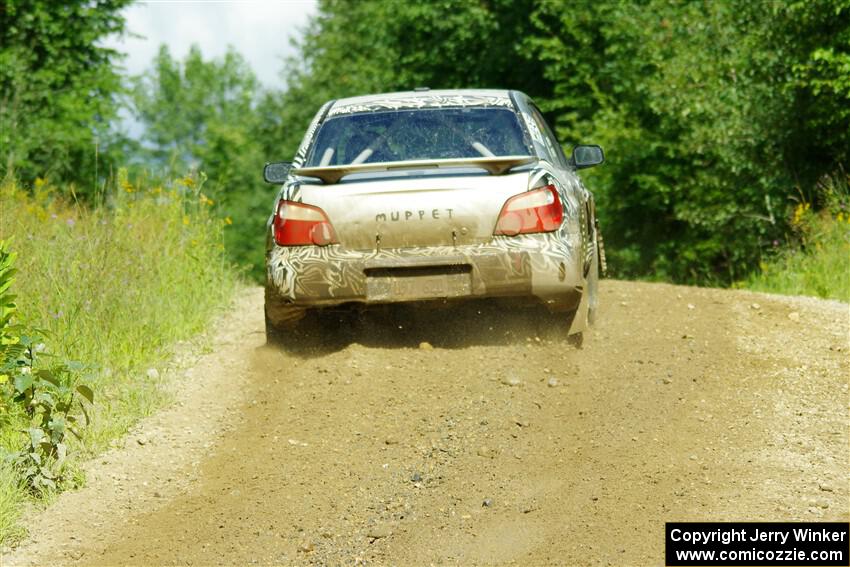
[305,107,529,167]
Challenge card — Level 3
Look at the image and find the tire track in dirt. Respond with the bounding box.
[4,281,848,566]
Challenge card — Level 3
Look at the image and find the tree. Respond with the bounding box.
[131,45,270,277]
[527,0,850,282]
[0,0,130,189]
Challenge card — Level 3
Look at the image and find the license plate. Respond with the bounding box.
[367,272,472,301]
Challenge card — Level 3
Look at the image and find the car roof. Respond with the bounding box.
[327,89,516,117]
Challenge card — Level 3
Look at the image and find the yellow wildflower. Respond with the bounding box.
[183,215,190,226]
[178,175,196,189]
[792,205,801,224]
[224,216,233,226]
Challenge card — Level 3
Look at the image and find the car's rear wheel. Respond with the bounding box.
[264,308,288,346]
[264,287,360,350]
[264,286,306,346]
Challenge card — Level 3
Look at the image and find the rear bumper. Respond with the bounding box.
[266,233,585,311]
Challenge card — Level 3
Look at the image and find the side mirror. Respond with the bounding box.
[571,145,604,169]
[263,161,292,184]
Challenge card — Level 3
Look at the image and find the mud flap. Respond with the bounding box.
[568,243,599,335]
[567,288,589,335]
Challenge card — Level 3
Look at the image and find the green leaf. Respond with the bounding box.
[34,391,55,407]
[28,428,45,448]
[36,369,60,386]
[76,384,94,404]
[49,416,66,439]
[14,373,34,393]
[0,343,26,362]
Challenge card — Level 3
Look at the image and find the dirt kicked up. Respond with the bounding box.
[4,281,848,566]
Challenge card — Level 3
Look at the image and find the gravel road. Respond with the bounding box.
[4,281,849,566]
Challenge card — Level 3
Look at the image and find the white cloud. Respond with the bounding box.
[105,0,317,89]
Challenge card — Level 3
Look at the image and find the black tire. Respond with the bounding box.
[264,286,306,346]
[265,300,355,353]
[264,307,288,346]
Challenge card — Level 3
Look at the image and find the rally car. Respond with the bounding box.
[263,89,605,344]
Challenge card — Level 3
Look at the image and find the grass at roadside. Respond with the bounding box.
[0,171,237,544]
[745,213,850,302]
[743,172,850,303]
[0,461,24,544]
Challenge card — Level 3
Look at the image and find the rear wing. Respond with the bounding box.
[292,155,537,184]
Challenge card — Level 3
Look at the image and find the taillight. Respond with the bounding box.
[494,184,563,236]
[273,200,338,246]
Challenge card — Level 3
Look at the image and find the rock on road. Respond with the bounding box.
[4,281,849,566]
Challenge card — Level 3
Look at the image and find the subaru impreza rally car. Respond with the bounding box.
[263,89,605,344]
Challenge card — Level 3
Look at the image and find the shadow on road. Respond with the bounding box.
[265,300,577,358]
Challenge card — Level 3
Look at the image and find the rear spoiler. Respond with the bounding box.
[292,155,537,184]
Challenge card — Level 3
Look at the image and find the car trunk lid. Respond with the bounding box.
[297,170,531,250]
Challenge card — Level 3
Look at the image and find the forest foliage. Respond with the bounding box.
[2,0,849,285]
[0,0,131,190]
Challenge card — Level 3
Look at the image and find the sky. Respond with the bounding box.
[104,0,318,90]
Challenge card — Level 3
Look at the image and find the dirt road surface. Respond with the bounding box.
[4,281,848,566]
